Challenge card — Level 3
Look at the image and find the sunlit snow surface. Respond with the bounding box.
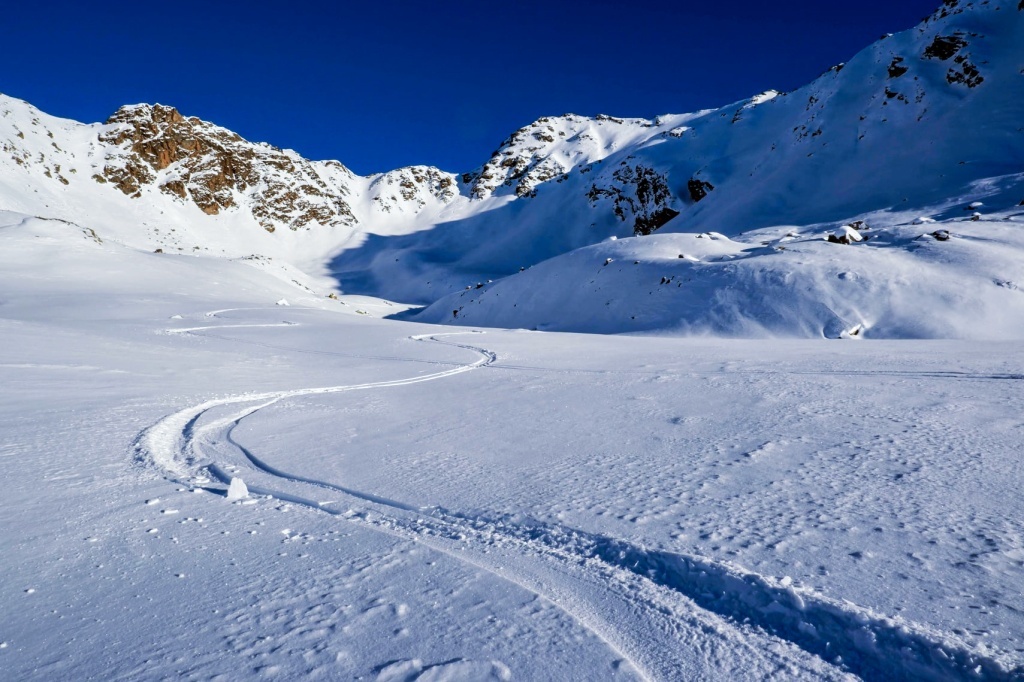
[1,214,1023,681]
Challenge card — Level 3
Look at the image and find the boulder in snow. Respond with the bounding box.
[827,225,864,244]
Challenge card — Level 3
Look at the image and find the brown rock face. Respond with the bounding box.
[97,104,356,230]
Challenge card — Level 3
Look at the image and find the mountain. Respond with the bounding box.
[1,0,1022,337]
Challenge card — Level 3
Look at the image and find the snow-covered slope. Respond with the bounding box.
[3,206,1024,679]
[416,180,1024,339]
[352,0,1024,309]
[406,0,1024,335]
[1,0,1022,337]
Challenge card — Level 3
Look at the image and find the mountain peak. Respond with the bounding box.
[105,102,189,127]
[96,102,357,229]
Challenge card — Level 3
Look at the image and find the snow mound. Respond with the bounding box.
[415,189,1024,338]
[226,477,249,502]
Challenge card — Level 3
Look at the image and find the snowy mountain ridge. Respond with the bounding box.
[1,0,1023,337]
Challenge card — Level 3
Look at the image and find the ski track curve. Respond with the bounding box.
[139,316,660,678]
[133,309,1023,682]
[166,322,299,335]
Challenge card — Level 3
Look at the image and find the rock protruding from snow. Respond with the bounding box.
[463,113,667,200]
[368,165,459,213]
[98,104,358,231]
[587,162,681,235]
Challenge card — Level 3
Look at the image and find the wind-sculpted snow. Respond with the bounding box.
[416,192,1024,338]
[5,204,1024,678]
[7,171,1024,681]
[201,435,1024,680]
[126,309,1024,681]
[514,523,1023,682]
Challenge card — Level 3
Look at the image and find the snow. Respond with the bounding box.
[331,1,1024,310]
[1,207,1023,680]
[226,477,249,501]
[415,193,1024,338]
[746,90,781,107]
[2,3,1024,679]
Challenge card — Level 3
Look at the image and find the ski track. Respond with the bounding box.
[165,322,299,334]
[133,309,1024,682]
[172,329,472,368]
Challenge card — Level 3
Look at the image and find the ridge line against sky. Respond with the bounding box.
[4,0,940,175]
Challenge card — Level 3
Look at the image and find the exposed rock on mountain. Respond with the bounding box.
[98,104,358,231]
[463,113,658,200]
[687,178,715,204]
[922,34,968,61]
[587,162,680,235]
[369,165,458,213]
[887,57,909,78]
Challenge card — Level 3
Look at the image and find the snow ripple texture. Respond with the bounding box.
[129,311,1024,682]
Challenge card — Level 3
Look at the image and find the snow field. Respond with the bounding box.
[2,209,1024,678]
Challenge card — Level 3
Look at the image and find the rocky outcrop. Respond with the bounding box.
[465,113,655,200]
[98,104,357,231]
[587,162,679,236]
[369,165,458,213]
[464,116,574,199]
[687,178,715,204]
[920,33,984,89]
[945,55,984,88]
[887,57,909,78]
[922,34,967,61]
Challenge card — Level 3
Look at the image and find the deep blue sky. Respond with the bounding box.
[4,0,939,175]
